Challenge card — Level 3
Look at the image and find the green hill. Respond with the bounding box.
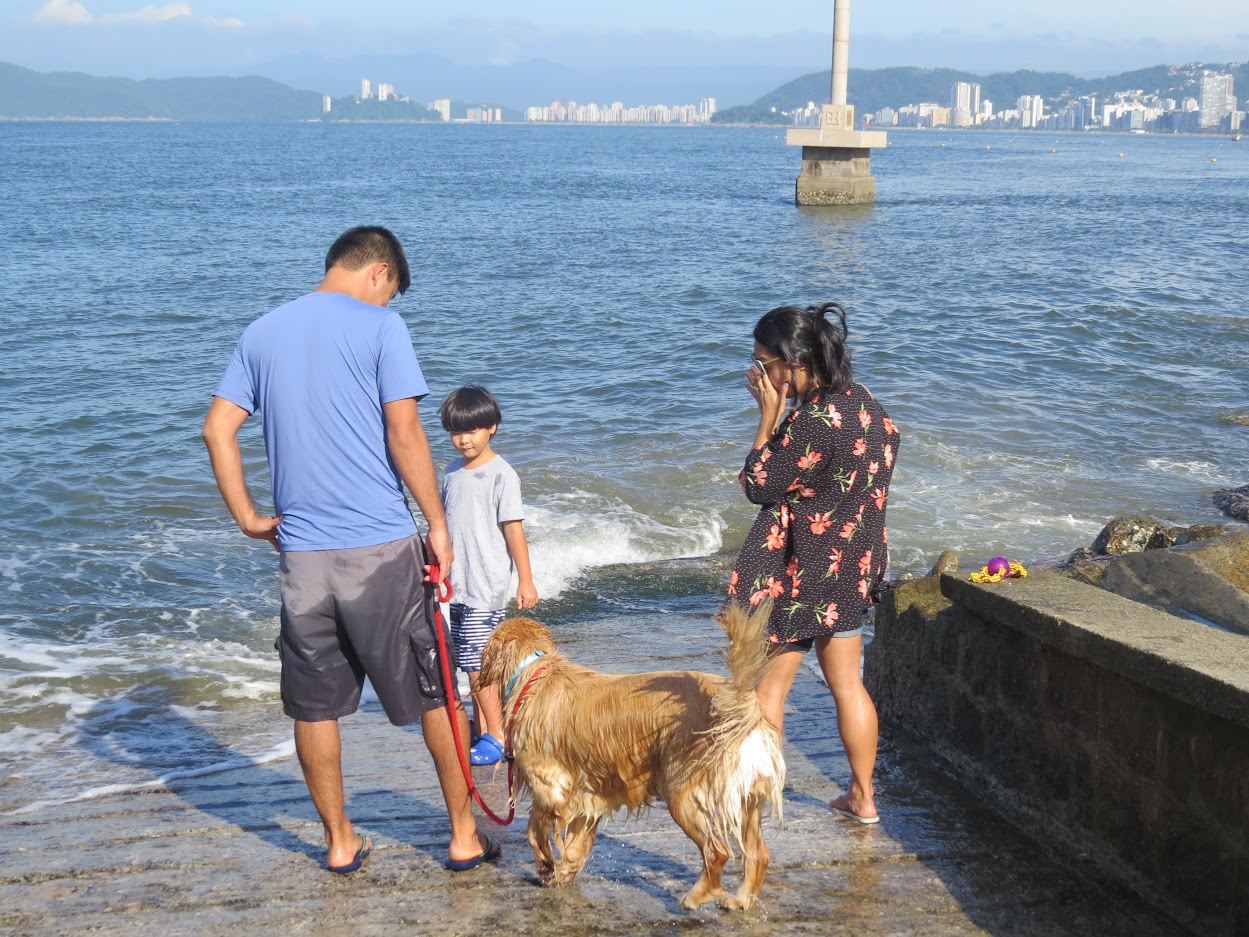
[0,62,323,121]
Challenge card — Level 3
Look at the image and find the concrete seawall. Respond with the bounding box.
[866,572,1249,937]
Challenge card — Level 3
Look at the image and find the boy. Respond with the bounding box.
[439,386,538,766]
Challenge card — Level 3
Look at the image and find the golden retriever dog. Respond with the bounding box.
[478,600,785,911]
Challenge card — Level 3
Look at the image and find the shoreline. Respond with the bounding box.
[3,116,1239,137]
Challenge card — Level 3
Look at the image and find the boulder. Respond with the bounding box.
[1061,546,1109,587]
[1175,529,1249,594]
[1091,515,1174,555]
[1213,485,1249,523]
[1094,530,1249,636]
[928,550,959,577]
[1174,524,1229,546]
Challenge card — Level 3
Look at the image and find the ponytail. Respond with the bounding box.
[809,302,852,393]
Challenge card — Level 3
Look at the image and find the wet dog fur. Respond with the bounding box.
[478,601,785,910]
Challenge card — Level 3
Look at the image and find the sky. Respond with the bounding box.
[2,0,1247,78]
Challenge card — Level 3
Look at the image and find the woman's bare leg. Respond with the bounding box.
[813,634,878,820]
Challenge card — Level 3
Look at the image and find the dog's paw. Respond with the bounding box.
[719,892,759,912]
[679,886,726,910]
[534,860,555,884]
[549,867,581,886]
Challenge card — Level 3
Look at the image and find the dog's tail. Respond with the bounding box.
[700,598,786,852]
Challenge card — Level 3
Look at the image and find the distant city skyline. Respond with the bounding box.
[845,69,1242,134]
[2,0,1247,80]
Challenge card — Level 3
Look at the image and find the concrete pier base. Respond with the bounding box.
[786,118,886,206]
[795,146,877,206]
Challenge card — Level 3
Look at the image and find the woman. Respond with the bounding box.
[729,302,900,824]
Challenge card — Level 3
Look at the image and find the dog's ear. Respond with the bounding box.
[479,616,555,689]
[479,629,507,689]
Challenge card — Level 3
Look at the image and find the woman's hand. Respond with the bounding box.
[747,364,788,445]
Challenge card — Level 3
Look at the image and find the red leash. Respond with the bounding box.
[428,566,518,826]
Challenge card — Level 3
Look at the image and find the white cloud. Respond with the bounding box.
[33,0,92,24]
[102,4,192,24]
[30,1,244,28]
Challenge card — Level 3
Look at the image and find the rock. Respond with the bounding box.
[1066,546,1097,564]
[1097,542,1249,637]
[929,550,959,577]
[893,571,917,583]
[1174,529,1249,594]
[1062,547,1109,587]
[1091,515,1174,555]
[1145,527,1182,550]
[1213,485,1249,522]
[1174,524,1229,546]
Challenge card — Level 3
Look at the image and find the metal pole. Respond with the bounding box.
[830,0,850,106]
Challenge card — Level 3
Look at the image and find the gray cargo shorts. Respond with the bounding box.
[276,533,459,725]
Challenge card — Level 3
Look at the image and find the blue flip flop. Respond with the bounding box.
[446,834,502,872]
[470,733,505,766]
[328,833,372,874]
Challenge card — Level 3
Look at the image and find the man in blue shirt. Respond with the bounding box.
[203,227,499,874]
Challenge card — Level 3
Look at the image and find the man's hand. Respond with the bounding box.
[241,512,282,551]
[203,397,281,550]
[424,528,454,582]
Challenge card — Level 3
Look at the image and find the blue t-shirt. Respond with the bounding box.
[212,291,428,551]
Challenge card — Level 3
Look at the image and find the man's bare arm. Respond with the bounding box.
[201,396,282,550]
[383,397,453,580]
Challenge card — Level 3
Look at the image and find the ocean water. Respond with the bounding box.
[1,122,1246,812]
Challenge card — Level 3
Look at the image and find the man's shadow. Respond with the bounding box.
[75,695,456,866]
[75,694,695,909]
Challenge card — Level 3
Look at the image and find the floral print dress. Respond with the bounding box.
[728,383,900,644]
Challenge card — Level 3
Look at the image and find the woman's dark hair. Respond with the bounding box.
[753,302,852,394]
[440,385,503,432]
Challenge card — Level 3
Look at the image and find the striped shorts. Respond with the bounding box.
[449,603,506,672]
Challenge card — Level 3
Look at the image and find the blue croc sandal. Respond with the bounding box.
[470,733,505,766]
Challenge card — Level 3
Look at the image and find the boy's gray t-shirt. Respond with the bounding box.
[441,454,524,611]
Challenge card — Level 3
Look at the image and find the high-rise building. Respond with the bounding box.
[432,99,451,121]
[322,96,332,114]
[1017,94,1045,128]
[951,81,980,127]
[1200,71,1235,128]
[360,78,372,100]
[377,83,394,102]
[1076,94,1098,129]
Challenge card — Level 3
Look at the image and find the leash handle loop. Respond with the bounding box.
[427,564,453,603]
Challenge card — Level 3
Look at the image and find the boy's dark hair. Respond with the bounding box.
[440,386,503,433]
[325,226,411,295]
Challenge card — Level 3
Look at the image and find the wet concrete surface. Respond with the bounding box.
[0,661,1193,936]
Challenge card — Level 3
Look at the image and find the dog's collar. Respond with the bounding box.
[504,650,547,699]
